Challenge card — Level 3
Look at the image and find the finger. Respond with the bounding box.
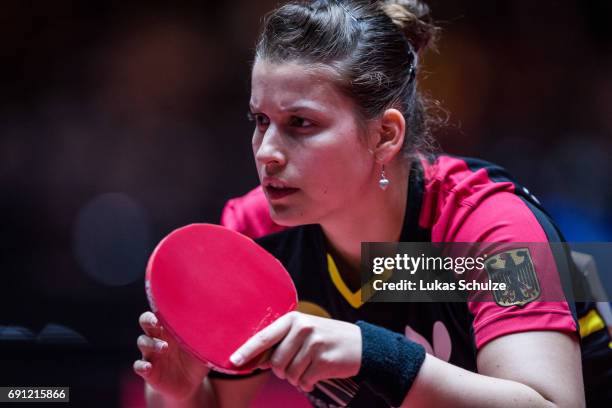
[298,361,323,393]
[139,311,162,337]
[137,334,168,358]
[285,344,313,386]
[230,312,295,366]
[269,324,312,381]
[133,359,152,378]
[257,361,271,370]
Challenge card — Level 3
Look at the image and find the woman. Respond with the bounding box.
[134,0,610,406]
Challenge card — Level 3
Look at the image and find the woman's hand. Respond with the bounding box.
[230,311,362,392]
[133,311,210,401]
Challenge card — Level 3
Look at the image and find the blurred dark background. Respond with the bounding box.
[1,0,610,406]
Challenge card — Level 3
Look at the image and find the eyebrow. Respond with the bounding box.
[284,104,325,114]
[249,101,327,115]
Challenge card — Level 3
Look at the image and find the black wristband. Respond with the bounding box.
[354,321,426,407]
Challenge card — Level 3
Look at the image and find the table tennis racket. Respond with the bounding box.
[145,223,298,375]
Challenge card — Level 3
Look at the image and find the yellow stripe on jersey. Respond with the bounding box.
[578,309,605,339]
[326,253,393,309]
[327,253,363,309]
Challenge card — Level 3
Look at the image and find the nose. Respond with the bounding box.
[254,125,287,171]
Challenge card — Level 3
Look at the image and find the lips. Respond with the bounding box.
[262,177,299,200]
[265,185,299,200]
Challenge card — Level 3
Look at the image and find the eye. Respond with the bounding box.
[247,111,270,131]
[288,116,313,128]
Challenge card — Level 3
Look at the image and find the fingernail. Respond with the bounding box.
[143,362,152,372]
[155,341,167,352]
[230,352,244,366]
[149,316,158,327]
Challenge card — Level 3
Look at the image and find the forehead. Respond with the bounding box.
[250,59,350,111]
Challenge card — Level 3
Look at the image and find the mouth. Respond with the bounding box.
[263,179,299,200]
[265,185,299,200]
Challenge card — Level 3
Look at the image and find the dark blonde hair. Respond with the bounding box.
[256,0,440,159]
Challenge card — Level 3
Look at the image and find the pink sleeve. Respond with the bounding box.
[220,186,285,239]
[450,191,577,349]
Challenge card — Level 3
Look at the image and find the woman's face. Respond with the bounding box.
[250,59,376,226]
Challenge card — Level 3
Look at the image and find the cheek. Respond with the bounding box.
[251,131,260,156]
[301,134,370,195]
[252,132,264,173]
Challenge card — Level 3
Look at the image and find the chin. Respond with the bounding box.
[268,204,314,227]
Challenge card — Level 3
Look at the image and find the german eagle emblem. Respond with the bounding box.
[484,248,541,307]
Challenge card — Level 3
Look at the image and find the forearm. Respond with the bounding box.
[145,379,218,408]
[401,354,558,408]
[356,322,583,408]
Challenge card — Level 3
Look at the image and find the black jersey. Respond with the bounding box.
[217,154,611,407]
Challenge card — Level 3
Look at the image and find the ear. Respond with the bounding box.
[372,109,406,164]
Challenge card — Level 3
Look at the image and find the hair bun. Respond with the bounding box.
[380,0,438,53]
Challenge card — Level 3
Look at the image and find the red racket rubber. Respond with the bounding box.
[145,223,297,374]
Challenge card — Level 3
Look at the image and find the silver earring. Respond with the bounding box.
[379,165,390,190]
